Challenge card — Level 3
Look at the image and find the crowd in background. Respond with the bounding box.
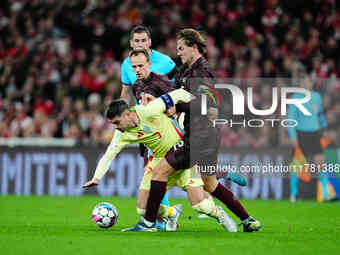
[0,0,340,147]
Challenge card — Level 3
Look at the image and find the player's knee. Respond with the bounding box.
[203,191,210,199]
[152,169,165,179]
[152,159,174,181]
[152,167,170,181]
[137,207,146,216]
[187,186,205,205]
[202,177,218,193]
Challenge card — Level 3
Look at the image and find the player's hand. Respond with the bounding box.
[82,178,99,188]
[167,106,177,116]
[141,93,155,105]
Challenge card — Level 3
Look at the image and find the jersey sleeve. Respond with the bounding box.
[93,130,129,180]
[121,60,131,86]
[154,51,176,82]
[135,100,166,119]
[164,57,176,80]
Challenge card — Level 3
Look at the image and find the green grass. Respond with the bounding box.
[0,196,339,255]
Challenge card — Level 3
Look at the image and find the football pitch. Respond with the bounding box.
[0,196,338,255]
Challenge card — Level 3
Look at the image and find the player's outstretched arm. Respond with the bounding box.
[82,130,128,188]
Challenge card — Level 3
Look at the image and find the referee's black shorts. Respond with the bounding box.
[297,130,323,158]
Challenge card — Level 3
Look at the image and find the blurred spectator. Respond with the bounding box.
[9,102,32,137]
[65,121,83,144]
[41,118,58,138]
[219,125,239,148]
[87,93,105,144]
[32,108,48,136]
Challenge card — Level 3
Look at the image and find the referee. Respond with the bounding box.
[288,73,330,202]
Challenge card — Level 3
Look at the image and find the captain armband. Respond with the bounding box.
[160,93,175,110]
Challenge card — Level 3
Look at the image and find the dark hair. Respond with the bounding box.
[129,48,150,62]
[176,28,206,54]
[105,100,128,120]
[130,25,151,40]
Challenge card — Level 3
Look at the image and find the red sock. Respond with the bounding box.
[211,183,249,220]
[144,180,167,223]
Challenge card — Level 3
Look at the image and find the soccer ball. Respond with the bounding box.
[92,202,118,228]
